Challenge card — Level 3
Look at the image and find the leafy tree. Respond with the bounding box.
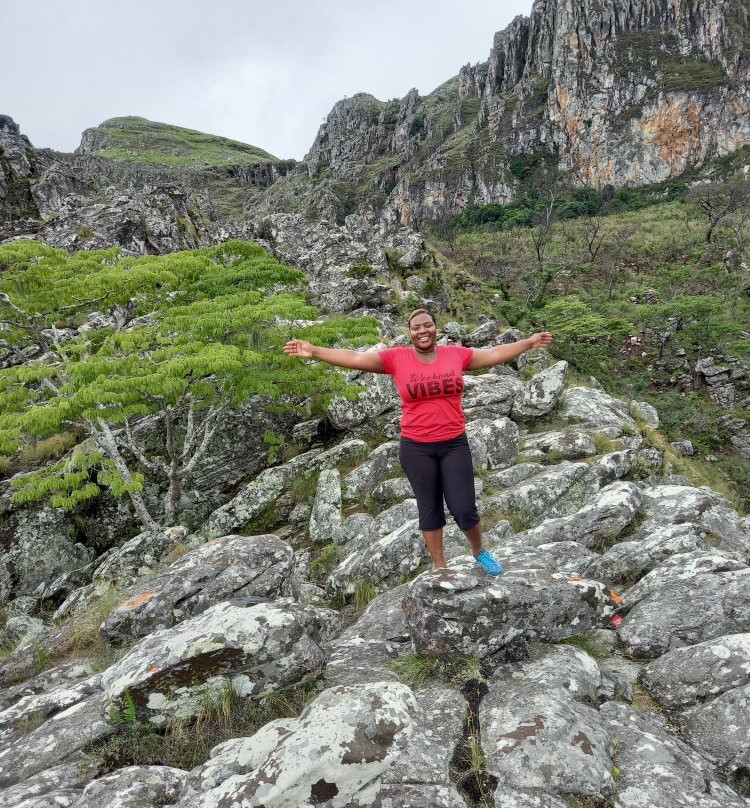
[0,240,379,531]
[630,295,739,361]
[540,298,630,375]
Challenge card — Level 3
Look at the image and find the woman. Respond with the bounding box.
[283,308,553,575]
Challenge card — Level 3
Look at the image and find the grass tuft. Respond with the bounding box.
[353,580,378,611]
[389,652,483,687]
[309,541,342,583]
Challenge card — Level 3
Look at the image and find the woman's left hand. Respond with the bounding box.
[529,332,553,348]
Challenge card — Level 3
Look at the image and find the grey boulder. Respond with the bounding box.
[599,701,746,808]
[584,522,704,585]
[559,386,637,431]
[511,361,568,421]
[402,558,619,658]
[521,481,642,549]
[621,550,747,609]
[342,441,401,502]
[100,533,298,642]
[466,417,519,470]
[327,519,427,596]
[482,645,614,799]
[521,429,596,460]
[71,765,186,808]
[679,684,750,773]
[640,633,750,708]
[175,681,418,808]
[0,693,113,789]
[309,469,343,544]
[618,568,750,657]
[326,370,397,429]
[100,599,339,725]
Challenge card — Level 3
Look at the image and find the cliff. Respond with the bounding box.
[276,0,750,226]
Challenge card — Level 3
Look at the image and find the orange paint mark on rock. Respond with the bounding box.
[149,666,159,673]
[120,591,154,610]
[207,540,219,545]
[609,591,623,604]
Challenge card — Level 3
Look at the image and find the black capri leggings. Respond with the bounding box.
[398,432,479,532]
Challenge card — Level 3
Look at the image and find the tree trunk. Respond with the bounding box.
[96,418,160,533]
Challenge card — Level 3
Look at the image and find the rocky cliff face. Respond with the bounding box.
[281,0,750,226]
[0,117,295,254]
[0,115,39,227]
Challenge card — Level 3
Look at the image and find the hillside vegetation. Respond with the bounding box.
[431,184,750,508]
[0,240,378,527]
[86,116,280,167]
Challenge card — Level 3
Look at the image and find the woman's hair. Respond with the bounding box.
[407,307,436,327]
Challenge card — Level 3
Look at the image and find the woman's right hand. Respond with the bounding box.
[283,339,315,358]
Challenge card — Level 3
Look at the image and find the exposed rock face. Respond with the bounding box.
[511,361,568,421]
[72,765,187,808]
[600,701,747,808]
[482,645,615,800]
[640,633,750,708]
[402,558,620,657]
[618,568,750,657]
[99,533,298,642]
[0,116,38,227]
[175,681,418,808]
[100,599,340,725]
[4,3,749,248]
[273,0,750,227]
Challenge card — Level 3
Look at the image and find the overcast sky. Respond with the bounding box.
[4,0,531,160]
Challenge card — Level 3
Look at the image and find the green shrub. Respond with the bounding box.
[309,542,341,582]
[348,264,372,279]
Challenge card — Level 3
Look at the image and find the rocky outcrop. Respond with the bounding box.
[0,115,38,228]
[175,681,418,808]
[99,533,298,642]
[101,599,340,725]
[268,0,750,227]
[402,558,620,657]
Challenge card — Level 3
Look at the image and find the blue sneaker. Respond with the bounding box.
[475,549,504,576]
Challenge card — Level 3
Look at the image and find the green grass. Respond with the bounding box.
[353,580,378,611]
[309,541,342,582]
[389,652,483,687]
[661,58,728,92]
[91,117,279,167]
[591,432,618,454]
[241,501,282,535]
[289,471,319,503]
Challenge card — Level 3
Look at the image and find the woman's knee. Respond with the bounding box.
[451,505,479,531]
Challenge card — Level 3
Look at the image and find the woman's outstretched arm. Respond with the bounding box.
[283,339,386,373]
[467,332,553,370]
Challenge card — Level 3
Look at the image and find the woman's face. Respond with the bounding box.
[409,314,437,350]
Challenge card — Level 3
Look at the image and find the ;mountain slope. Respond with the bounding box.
[77,116,280,167]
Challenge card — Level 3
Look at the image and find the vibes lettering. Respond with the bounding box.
[405,376,464,400]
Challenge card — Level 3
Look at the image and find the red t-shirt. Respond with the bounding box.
[378,345,474,442]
